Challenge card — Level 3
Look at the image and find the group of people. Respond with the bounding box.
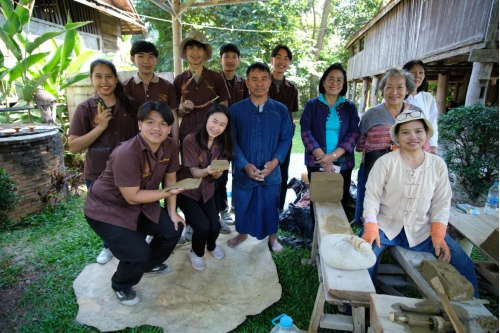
[70,32,297,306]
[302,60,478,299]
[71,29,479,306]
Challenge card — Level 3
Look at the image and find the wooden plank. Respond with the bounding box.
[378,264,405,275]
[352,306,366,333]
[469,48,500,62]
[308,282,325,333]
[430,277,466,333]
[378,275,417,288]
[376,278,405,297]
[480,228,499,264]
[388,247,439,301]
[320,313,354,331]
[478,281,499,297]
[474,261,499,288]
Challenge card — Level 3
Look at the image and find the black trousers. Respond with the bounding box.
[307,166,353,222]
[214,169,229,212]
[177,194,220,257]
[279,142,293,211]
[85,208,183,291]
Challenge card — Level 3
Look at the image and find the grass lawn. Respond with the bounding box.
[0,195,321,332]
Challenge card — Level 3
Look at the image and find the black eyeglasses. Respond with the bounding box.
[396,110,422,121]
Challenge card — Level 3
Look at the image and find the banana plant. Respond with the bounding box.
[0,0,96,105]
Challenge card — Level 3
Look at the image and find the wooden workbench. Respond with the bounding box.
[308,202,375,333]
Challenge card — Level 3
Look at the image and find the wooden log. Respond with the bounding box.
[430,277,466,333]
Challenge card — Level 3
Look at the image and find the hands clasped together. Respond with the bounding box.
[244,159,279,182]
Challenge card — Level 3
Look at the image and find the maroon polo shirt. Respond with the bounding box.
[84,134,180,230]
[173,67,230,141]
[220,71,248,107]
[269,76,299,125]
[177,133,226,203]
[69,95,138,181]
[123,73,178,111]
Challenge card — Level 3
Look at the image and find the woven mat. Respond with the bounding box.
[73,231,281,332]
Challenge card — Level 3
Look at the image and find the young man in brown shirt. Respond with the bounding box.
[173,31,230,143]
[214,43,249,231]
[84,101,185,306]
[123,41,179,143]
[269,44,299,212]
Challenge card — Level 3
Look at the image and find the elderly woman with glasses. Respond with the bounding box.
[354,67,429,224]
[359,110,479,297]
[300,63,360,211]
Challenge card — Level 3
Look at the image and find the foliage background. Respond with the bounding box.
[134,0,384,109]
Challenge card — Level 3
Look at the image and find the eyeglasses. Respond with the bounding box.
[325,77,344,84]
[396,110,422,121]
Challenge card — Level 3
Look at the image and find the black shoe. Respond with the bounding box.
[145,263,172,274]
[114,287,140,306]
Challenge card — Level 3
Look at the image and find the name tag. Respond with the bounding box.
[159,158,170,163]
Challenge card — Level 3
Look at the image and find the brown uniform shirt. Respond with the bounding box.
[173,67,230,141]
[123,73,178,111]
[84,134,180,230]
[177,133,226,203]
[269,76,299,125]
[69,95,138,180]
[220,71,248,107]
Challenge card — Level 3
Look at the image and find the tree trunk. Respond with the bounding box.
[309,0,332,99]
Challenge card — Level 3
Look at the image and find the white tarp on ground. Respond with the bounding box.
[73,232,281,332]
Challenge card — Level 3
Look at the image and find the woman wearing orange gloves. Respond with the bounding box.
[360,110,478,297]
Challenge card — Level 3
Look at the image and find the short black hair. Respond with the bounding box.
[246,62,271,78]
[185,40,206,50]
[271,44,293,61]
[137,101,174,125]
[219,43,240,57]
[318,63,348,96]
[402,59,427,93]
[130,40,159,58]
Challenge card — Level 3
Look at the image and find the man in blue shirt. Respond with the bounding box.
[227,62,293,252]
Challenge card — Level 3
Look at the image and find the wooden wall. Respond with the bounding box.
[347,0,494,79]
[99,12,121,53]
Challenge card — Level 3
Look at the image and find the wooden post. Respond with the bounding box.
[172,0,183,76]
[360,78,369,113]
[435,74,449,114]
[371,75,380,107]
[346,82,351,99]
[458,71,470,105]
[352,81,358,109]
[465,62,494,106]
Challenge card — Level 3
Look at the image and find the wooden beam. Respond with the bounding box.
[468,49,499,62]
[360,78,369,113]
[172,0,183,76]
[188,0,263,8]
[465,62,494,106]
[370,75,380,108]
[436,74,449,114]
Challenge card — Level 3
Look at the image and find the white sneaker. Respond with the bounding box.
[96,248,113,264]
[209,245,225,259]
[220,211,234,225]
[185,225,194,242]
[188,249,206,271]
[219,219,231,234]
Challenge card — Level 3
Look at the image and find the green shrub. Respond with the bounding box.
[439,104,499,201]
[0,169,20,226]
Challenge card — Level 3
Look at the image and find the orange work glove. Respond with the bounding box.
[361,222,380,248]
[431,222,451,262]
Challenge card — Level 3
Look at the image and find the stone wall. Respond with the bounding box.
[0,130,64,221]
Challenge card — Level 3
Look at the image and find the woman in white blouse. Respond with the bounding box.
[403,60,439,154]
[360,110,478,297]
